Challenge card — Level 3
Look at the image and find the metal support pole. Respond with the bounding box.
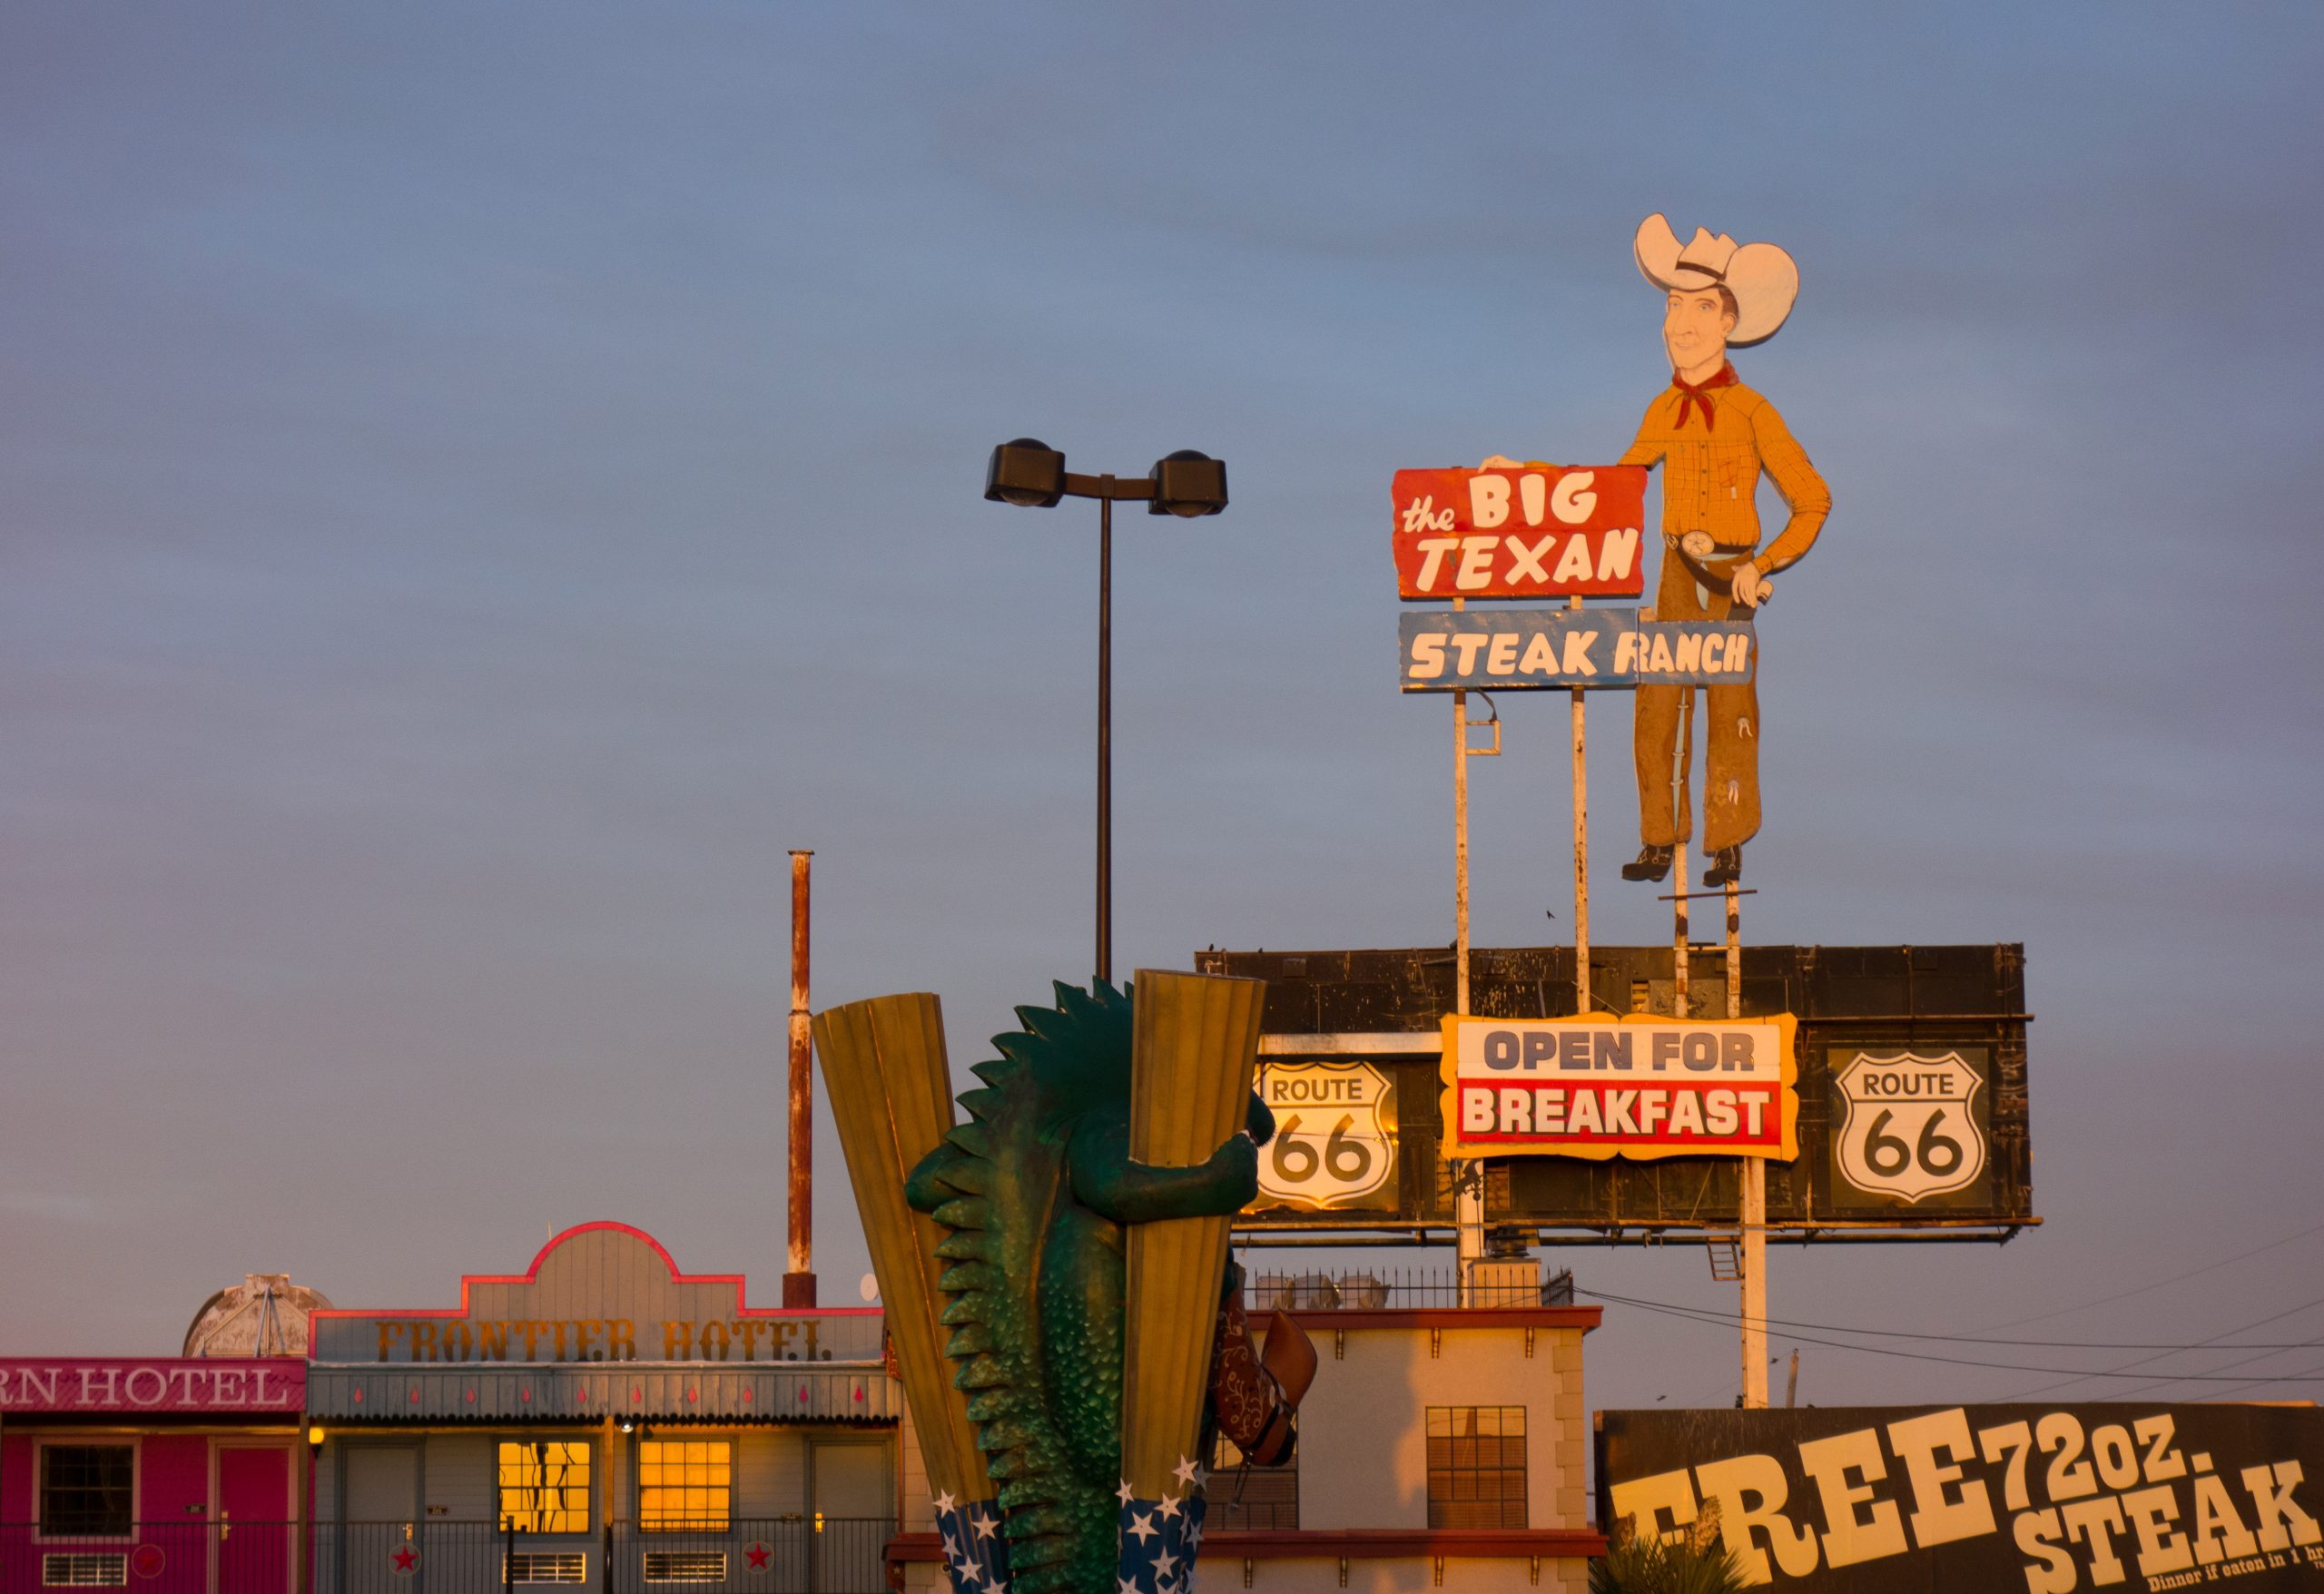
[784,850,816,1308]
[1570,595,1590,1018]
[1097,487,1113,987]
[1733,876,1767,1407]
[1669,686,1695,1021]
[1451,598,1483,1298]
[1453,687,1470,1016]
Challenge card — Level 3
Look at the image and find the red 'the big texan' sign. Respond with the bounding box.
[1392,465,1649,598]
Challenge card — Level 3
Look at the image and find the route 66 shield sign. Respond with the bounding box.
[1833,1051,1987,1204]
[1253,1060,1398,1209]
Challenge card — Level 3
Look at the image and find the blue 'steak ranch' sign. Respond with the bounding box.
[1398,608,1755,691]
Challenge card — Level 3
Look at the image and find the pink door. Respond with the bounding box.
[217,1447,292,1594]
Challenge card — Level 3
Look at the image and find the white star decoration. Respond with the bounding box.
[1117,1479,1137,1505]
[980,1572,1008,1594]
[1118,1580,1139,1594]
[934,1491,957,1513]
[1126,1510,1159,1545]
[972,1514,997,1540]
[1157,1494,1180,1520]
[1154,1550,1179,1579]
[1171,1454,1204,1489]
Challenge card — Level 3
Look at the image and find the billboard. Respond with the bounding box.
[1439,1014,1799,1161]
[1195,944,2035,1243]
[1391,465,1649,599]
[1597,1404,2324,1591]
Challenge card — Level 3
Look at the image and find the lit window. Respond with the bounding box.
[42,1447,134,1538]
[1207,1432,1297,1530]
[498,1441,591,1534]
[1425,1406,1526,1529]
[639,1441,732,1532]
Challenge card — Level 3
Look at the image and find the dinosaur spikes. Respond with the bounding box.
[943,1122,993,1159]
[937,1261,1000,1294]
[937,1295,982,1326]
[962,1389,1015,1423]
[1012,1003,1068,1043]
[1002,1504,1081,1549]
[981,1445,1033,1481]
[933,1231,990,1262]
[943,1322,993,1358]
[952,1353,1009,1390]
[957,1087,1009,1120]
[990,1033,1044,1068]
[932,1155,991,1195]
[974,1415,1043,1454]
[931,1197,989,1230]
[996,1479,1068,1513]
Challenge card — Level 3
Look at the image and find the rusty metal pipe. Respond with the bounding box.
[784,849,816,1307]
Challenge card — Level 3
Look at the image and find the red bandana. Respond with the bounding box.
[1671,363,1738,431]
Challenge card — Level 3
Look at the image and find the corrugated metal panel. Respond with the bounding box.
[428,1433,494,1518]
[736,1431,805,1517]
[307,1363,899,1424]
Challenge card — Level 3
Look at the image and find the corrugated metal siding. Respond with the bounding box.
[735,1431,805,1517]
[307,1364,899,1424]
[426,1433,495,1519]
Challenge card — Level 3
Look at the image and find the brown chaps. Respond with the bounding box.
[1634,555,1761,853]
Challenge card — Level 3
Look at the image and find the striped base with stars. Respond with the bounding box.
[932,1494,1010,1594]
[1117,1467,1206,1594]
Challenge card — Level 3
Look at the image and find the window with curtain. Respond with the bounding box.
[497,1441,591,1534]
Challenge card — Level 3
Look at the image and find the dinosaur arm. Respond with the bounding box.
[1069,1118,1259,1225]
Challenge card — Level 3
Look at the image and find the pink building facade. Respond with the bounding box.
[0,1357,308,1594]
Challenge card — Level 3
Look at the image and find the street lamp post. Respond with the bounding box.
[984,439,1228,984]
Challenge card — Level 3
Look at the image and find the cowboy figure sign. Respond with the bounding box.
[1617,216,1830,886]
[1491,217,1832,887]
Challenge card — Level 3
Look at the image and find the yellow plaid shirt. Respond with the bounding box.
[1616,369,1831,572]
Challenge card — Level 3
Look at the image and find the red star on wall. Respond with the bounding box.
[391,1546,419,1572]
[745,1542,771,1569]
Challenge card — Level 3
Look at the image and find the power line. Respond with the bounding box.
[1996,1292,2324,1402]
[1578,1287,2324,1383]
[1577,1286,2324,1352]
[1965,1216,2324,1333]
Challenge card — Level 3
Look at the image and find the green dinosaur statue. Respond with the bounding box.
[904,979,1272,1594]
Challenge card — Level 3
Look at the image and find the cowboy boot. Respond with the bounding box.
[1620,845,1673,882]
[1703,846,1742,888]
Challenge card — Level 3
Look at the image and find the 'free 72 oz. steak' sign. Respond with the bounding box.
[1392,465,1649,598]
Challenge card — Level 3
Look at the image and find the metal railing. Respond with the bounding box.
[315,1519,898,1594]
[1,1519,898,1594]
[4,1520,298,1594]
[1242,1264,1577,1310]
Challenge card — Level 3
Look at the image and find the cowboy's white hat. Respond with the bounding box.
[1634,214,1798,346]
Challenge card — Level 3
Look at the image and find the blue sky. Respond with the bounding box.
[5,5,2321,1410]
